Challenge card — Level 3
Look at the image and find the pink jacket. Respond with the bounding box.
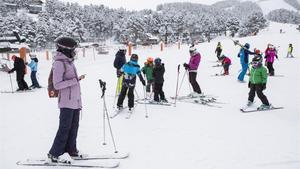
[265,49,277,63]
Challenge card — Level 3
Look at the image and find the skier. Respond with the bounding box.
[8,55,30,91]
[116,54,146,111]
[219,55,231,75]
[183,46,202,96]
[141,57,154,99]
[48,37,86,163]
[113,46,127,93]
[237,43,255,82]
[264,44,278,76]
[215,42,222,60]
[286,44,294,58]
[26,54,41,88]
[152,57,167,102]
[247,54,271,110]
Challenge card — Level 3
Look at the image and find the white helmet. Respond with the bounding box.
[189,46,196,52]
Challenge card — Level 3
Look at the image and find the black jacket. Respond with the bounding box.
[10,57,25,74]
[153,64,165,84]
[113,50,126,69]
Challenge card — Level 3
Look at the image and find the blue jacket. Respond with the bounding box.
[28,60,37,72]
[121,60,144,87]
[238,48,255,65]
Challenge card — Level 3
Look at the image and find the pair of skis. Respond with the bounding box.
[17,152,129,168]
[170,95,222,108]
[240,106,283,113]
[110,106,136,119]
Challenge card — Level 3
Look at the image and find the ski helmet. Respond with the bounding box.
[154,57,162,65]
[244,43,250,49]
[251,55,263,68]
[55,37,78,50]
[255,49,261,55]
[147,57,154,63]
[130,54,138,61]
[189,46,196,53]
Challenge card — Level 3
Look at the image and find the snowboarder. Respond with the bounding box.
[141,57,154,99]
[116,54,146,111]
[113,46,127,93]
[286,44,294,58]
[183,46,202,96]
[215,42,222,60]
[48,37,86,163]
[264,44,278,76]
[26,54,41,88]
[152,57,167,102]
[8,55,30,91]
[219,55,231,75]
[237,43,255,82]
[247,54,271,110]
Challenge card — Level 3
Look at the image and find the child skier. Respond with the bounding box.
[183,46,202,96]
[152,58,167,102]
[219,55,231,75]
[116,54,146,111]
[26,54,41,88]
[264,44,278,76]
[141,57,154,99]
[215,42,222,60]
[286,44,294,58]
[247,53,271,110]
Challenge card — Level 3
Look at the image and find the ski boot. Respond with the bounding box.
[69,150,87,160]
[257,104,272,110]
[247,100,254,107]
[46,153,72,164]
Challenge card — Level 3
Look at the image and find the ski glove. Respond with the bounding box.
[8,70,13,74]
[141,79,146,86]
[262,83,266,90]
[117,69,123,77]
[248,82,252,88]
[183,63,189,70]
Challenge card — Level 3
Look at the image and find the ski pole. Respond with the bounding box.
[112,76,121,108]
[178,69,188,94]
[7,57,14,93]
[99,79,119,153]
[186,71,192,93]
[174,64,180,107]
[143,85,148,118]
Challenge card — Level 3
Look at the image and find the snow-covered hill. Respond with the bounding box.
[0,22,299,169]
[242,0,300,14]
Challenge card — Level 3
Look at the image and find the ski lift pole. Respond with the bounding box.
[174,64,180,107]
[99,79,118,153]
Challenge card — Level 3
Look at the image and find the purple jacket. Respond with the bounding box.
[188,52,201,72]
[265,49,276,63]
[52,52,82,109]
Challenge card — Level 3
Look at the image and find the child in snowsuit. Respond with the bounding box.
[247,54,271,110]
[183,46,202,96]
[215,42,222,60]
[237,43,255,82]
[219,55,231,75]
[264,44,278,76]
[117,54,146,110]
[286,44,294,58]
[152,58,167,102]
[141,57,154,99]
[26,54,41,88]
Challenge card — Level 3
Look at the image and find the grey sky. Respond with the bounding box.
[62,0,221,10]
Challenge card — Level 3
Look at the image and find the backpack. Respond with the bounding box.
[48,60,66,98]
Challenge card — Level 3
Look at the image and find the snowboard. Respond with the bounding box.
[16,159,120,168]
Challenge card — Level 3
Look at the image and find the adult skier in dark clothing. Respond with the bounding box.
[113,47,127,94]
[152,58,167,102]
[8,55,30,91]
[215,42,222,60]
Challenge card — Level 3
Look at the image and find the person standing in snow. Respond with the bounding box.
[183,46,202,96]
[247,54,271,110]
[215,42,222,61]
[286,44,294,58]
[264,44,278,76]
[48,37,86,163]
[8,55,30,91]
[141,57,154,99]
[152,57,167,102]
[25,54,41,88]
[116,54,146,111]
[113,46,127,94]
[237,43,255,82]
[219,55,231,75]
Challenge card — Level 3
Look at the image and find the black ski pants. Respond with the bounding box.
[49,108,80,157]
[154,83,166,101]
[188,72,201,94]
[248,84,269,105]
[117,84,135,108]
[16,72,29,90]
[266,62,274,76]
[146,79,154,93]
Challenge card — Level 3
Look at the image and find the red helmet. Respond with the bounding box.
[11,55,17,61]
[255,49,261,55]
[147,57,153,63]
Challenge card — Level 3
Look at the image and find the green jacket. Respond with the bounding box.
[142,63,154,81]
[249,65,268,84]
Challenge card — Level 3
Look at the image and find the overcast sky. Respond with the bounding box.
[61,0,222,10]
